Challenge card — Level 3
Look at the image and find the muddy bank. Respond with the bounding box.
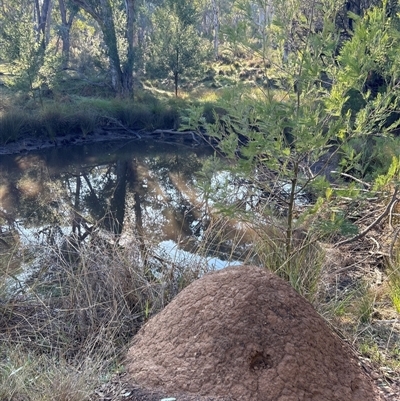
[0,128,208,155]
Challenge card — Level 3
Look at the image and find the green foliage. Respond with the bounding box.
[182,2,400,298]
[391,286,400,313]
[387,254,400,313]
[316,212,359,239]
[0,109,26,143]
[330,5,400,180]
[251,226,324,302]
[373,155,400,190]
[0,0,35,63]
[0,92,186,144]
[147,0,211,96]
[0,0,69,97]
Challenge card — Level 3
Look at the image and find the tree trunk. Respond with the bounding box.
[58,0,77,69]
[174,47,179,97]
[211,0,219,60]
[98,0,124,94]
[122,0,135,96]
[38,0,52,48]
[71,0,135,97]
[174,72,179,97]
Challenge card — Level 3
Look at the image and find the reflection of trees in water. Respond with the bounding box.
[148,153,203,182]
[1,147,252,269]
[0,161,60,229]
[55,152,207,247]
[1,145,253,299]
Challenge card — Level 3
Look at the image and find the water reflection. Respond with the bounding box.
[0,140,247,276]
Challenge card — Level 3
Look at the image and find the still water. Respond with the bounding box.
[0,139,251,276]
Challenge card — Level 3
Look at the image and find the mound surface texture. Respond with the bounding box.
[126,265,379,401]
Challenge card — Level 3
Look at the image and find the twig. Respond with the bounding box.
[333,252,374,274]
[330,171,371,188]
[388,198,399,230]
[334,186,399,247]
[375,319,400,324]
[104,117,142,138]
[369,236,380,251]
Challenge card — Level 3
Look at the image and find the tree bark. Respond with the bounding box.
[211,0,219,60]
[29,0,50,75]
[58,0,77,69]
[123,0,135,95]
[38,0,52,48]
[174,47,179,97]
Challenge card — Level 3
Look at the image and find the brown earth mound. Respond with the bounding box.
[126,265,380,401]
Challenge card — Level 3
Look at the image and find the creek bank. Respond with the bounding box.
[0,128,208,155]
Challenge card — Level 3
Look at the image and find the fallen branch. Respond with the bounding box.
[103,117,142,138]
[151,129,201,144]
[334,186,399,247]
[330,171,371,188]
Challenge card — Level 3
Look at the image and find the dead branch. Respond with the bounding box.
[335,186,399,247]
[330,171,371,188]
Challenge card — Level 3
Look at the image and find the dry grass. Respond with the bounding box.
[0,344,100,401]
[0,219,211,400]
[0,87,188,145]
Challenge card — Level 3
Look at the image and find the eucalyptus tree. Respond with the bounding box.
[57,0,79,69]
[0,0,48,92]
[197,0,232,59]
[210,0,220,59]
[0,0,34,62]
[70,0,136,96]
[34,0,53,49]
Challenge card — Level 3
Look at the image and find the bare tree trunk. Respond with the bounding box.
[98,0,124,93]
[45,0,53,46]
[174,72,178,97]
[38,0,52,48]
[174,48,179,97]
[33,0,41,42]
[122,0,135,96]
[211,0,219,60]
[58,0,77,69]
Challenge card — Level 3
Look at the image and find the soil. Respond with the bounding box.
[124,265,380,401]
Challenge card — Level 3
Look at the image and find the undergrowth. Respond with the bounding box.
[0,86,217,144]
[0,215,211,400]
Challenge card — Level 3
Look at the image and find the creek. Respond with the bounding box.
[0,139,251,283]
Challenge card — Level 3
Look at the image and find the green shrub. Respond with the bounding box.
[0,109,25,143]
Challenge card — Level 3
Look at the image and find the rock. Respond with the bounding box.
[126,265,380,401]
